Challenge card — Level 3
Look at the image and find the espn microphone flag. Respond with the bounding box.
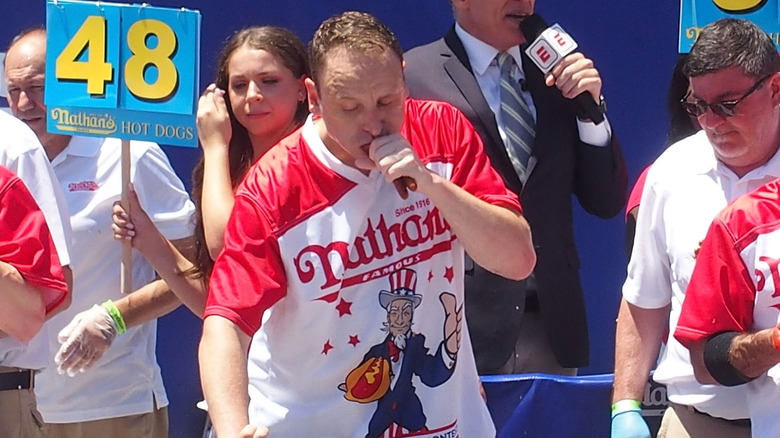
[524,23,578,74]
[521,14,604,124]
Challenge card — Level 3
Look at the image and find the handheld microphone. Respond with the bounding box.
[520,14,604,124]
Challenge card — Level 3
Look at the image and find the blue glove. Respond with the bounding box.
[611,409,651,438]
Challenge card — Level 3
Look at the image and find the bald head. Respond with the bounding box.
[5,29,69,158]
[6,27,46,54]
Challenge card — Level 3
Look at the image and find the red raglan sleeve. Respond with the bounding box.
[675,218,755,348]
[405,100,521,213]
[0,174,67,314]
[204,191,287,337]
[626,166,650,221]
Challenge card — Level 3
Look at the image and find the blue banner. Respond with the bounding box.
[45,0,200,147]
[680,0,780,52]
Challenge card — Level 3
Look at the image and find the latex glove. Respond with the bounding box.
[55,304,118,376]
[611,409,651,438]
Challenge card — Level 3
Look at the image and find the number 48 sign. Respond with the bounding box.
[45,0,200,147]
[679,0,780,53]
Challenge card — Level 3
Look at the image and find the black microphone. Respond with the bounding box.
[519,79,528,92]
[520,14,604,124]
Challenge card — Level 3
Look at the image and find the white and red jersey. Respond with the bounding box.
[206,99,519,438]
[0,165,66,310]
[0,165,67,366]
[0,111,71,269]
[676,178,780,436]
[0,111,72,374]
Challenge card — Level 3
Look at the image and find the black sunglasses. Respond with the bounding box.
[681,74,774,118]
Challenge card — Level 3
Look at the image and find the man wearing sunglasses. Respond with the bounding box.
[611,18,780,438]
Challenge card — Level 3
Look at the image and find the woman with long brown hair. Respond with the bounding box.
[112,26,310,314]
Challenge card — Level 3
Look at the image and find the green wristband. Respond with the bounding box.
[611,399,641,417]
[102,299,127,335]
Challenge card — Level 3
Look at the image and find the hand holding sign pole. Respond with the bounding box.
[46,0,200,294]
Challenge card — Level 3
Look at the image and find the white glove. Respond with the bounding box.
[55,304,118,376]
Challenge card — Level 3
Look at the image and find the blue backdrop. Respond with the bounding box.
[1,1,680,436]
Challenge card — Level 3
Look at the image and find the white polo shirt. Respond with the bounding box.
[36,135,195,423]
[623,130,780,419]
[0,111,72,371]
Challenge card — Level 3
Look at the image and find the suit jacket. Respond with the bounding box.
[404,27,627,371]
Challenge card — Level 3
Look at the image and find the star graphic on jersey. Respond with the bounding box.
[336,298,353,317]
[322,340,334,355]
[428,270,434,282]
[444,266,454,283]
[348,335,360,347]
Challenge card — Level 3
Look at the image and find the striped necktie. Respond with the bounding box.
[497,52,535,183]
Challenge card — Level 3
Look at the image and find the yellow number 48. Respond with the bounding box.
[124,19,178,101]
[712,0,768,13]
[55,15,113,95]
[55,16,178,101]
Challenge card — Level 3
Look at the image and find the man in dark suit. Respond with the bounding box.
[404,0,627,375]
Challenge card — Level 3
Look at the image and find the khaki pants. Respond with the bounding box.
[0,367,46,438]
[657,403,750,438]
[45,406,169,438]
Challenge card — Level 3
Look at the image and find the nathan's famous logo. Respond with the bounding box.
[50,108,117,135]
[294,208,451,289]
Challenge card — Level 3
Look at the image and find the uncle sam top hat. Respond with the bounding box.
[379,269,422,309]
